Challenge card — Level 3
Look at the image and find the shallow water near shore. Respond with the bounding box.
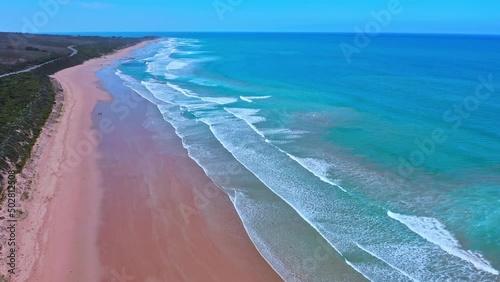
[100,33,499,281]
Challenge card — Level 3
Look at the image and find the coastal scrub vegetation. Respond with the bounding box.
[0,33,156,191]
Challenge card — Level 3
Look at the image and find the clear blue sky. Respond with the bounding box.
[1,0,499,34]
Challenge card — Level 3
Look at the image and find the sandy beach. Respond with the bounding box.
[12,41,152,282]
[11,40,281,282]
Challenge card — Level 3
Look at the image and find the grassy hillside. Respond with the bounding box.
[0,32,156,187]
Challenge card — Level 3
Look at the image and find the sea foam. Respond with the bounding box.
[355,243,420,282]
[388,211,499,275]
[166,82,237,105]
[240,96,272,103]
[282,156,347,193]
[166,60,189,71]
[224,108,267,139]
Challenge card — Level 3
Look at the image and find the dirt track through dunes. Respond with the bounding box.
[0,45,78,79]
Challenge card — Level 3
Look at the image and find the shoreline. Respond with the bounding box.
[8,38,282,282]
[94,44,283,281]
[11,41,153,281]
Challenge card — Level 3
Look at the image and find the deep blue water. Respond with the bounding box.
[108,33,499,281]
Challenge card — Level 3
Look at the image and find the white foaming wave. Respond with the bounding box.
[344,260,374,282]
[166,82,236,105]
[157,38,198,51]
[114,72,163,106]
[153,46,176,59]
[202,97,238,105]
[143,40,179,76]
[146,62,154,74]
[146,47,172,69]
[224,108,267,139]
[264,128,309,135]
[388,211,499,275]
[166,60,189,71]
[189,78,219,87]
[141,42,174,63]
[267,140,293,145]
[223,107,347,194]
[141,81,178,106]
[147,58,173,76]
[146,45,175,59]
[164,73,179,80]
[224,108,266,124]
[356,243,420,282]
[160,38,177,46]
[263,128,308,140]
[115,69,135,84]
[142,81,210,112]
[146,39,215,79]
[281,154,347,193]
[240,95,272,103]
[175,39,201,47]
[116,71,161,103]
[166,82,199,99]
[172,50,207,55]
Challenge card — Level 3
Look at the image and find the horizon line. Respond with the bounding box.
[3,31,500,37]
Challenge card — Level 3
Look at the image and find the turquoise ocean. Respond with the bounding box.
[108,33,499,281]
